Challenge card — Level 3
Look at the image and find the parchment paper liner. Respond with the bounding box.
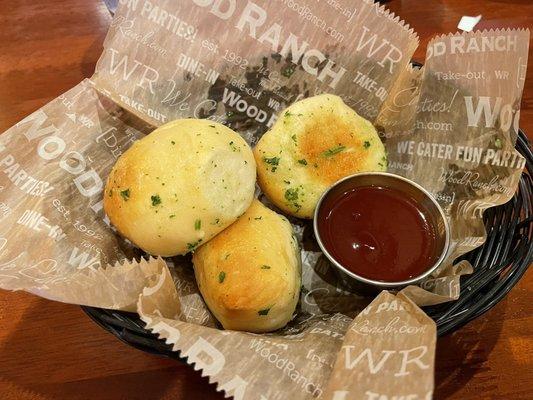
[0,0,529,398]
[321,291,436,400]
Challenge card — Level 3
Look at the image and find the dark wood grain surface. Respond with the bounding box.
[0,1,531,399]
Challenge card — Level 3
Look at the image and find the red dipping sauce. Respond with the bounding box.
[317,185,439,283]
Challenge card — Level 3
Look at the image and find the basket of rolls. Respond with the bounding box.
[1,0,532,398]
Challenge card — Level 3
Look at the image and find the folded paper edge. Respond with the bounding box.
[367,0,420,44]
[427,27,531,47]
[137,272,234,399]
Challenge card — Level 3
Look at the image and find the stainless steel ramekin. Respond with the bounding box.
[313,172,450,292]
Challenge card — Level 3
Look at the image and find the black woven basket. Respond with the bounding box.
[82,130,533,358]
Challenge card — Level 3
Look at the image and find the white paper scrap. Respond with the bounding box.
[458,15,482,32]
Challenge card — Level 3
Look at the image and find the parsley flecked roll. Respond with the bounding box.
[192,200,301,333]
[253,94,386,218]
[104,119,256,256]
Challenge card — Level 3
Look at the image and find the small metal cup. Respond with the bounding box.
[313,172,450,292]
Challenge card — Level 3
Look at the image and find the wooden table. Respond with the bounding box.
[0,1,531,399]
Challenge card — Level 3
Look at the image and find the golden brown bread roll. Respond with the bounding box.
[254,94,386,218]
[192,199,301,332]
[104,119,256,256]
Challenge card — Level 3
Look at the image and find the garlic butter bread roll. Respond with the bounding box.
[192,200,301,333]
[104,119,256,256]
[254,94,386,218]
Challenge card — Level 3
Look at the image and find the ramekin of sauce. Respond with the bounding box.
[314,172,450,290]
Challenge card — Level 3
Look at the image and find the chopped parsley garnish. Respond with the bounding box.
[120,189,130,201]
[285,111,292,118]
[187,239,202,251]
[261,265,271,269]
[281,65,295,78]
[494,138,503,149]
[209,125,216,128]
[108,190,113,197]
[285,188,299,201]
[323,145,346,157]
[169,214,176,219]
[291,134,297,143]
[254,216,262,220]
[258,308,271,316]
[218,271,226,283]
[363,141,371,149]
[224,253,231,260]
[171,140,175,145]
[195,219,201,230]
[211,218,220,225]
[263,156,280,165]
[229,141,239,152]
[297,159,307,165]
[263,156,280,172]
[151,194,161,206]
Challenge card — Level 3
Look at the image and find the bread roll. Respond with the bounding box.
[254,94,386,218]
[192,200,301,332]
[104,119,256,256]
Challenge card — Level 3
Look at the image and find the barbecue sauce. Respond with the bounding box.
[317,185,439,282]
